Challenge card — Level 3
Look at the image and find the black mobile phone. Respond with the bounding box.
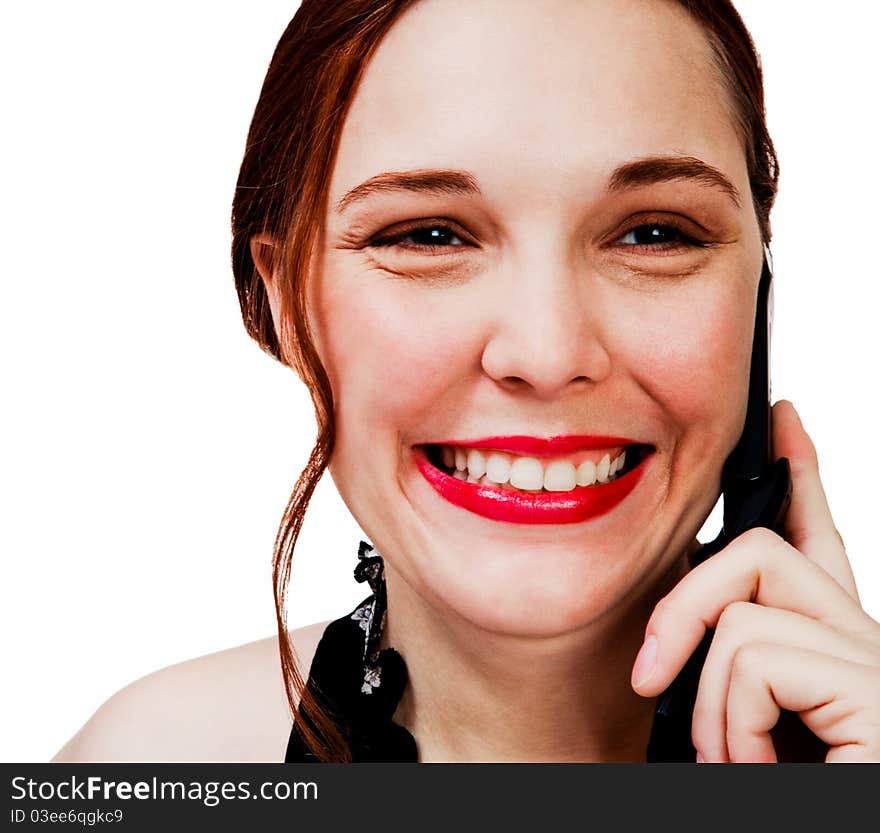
[645,255,826,762]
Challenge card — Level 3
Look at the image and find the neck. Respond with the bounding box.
[382,548,692,763]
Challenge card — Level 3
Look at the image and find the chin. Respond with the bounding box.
[390,530,661,639]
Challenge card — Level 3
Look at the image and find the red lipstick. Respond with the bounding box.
[413,439,650,525]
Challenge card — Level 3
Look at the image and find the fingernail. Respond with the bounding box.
[696,752,705,764]
[632,634,658,688]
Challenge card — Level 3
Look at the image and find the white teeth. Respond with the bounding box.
[543,460,577,492]
[438,444,636,492]
[509,457,544,491]
[576,459,597,487]
[485,453,511,484]
[466,449,486,479]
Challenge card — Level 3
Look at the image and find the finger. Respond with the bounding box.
[772,400,859,600]
[692,601,880,763]
[632,527,873,697]
[726,642,880,763]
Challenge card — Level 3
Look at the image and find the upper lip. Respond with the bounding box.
[425,435,646,457]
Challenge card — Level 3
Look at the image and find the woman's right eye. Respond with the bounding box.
[368,222,469,254]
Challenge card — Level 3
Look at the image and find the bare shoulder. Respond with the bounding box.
[52,621,329,763]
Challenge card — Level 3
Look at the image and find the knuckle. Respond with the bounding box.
[736,526,782,553]
[790,443,819,474]
[716,600,755,634]
[650,594,674,625]
[731,641,767,680]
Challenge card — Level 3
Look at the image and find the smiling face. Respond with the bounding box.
[300,0,764,636]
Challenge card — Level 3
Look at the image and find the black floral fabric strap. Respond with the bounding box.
[352,540,390,694]
[284,541,418,762]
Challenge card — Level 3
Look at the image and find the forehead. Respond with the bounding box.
[330,0,747,208]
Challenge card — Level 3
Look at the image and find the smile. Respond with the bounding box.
[414,436,653,524]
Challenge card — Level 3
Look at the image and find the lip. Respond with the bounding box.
[431,435,641,457]
[413,443,650,525]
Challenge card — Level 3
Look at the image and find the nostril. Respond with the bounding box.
[493,376,530,395]
[497,374,593,395]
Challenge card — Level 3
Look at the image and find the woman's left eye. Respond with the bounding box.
[614,223,703,253]
[369,223,467,253]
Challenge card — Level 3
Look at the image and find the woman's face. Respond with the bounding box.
[306,0,763,635]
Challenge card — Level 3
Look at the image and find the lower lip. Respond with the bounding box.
[413,446,648,525]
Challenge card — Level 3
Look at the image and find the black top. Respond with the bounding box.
[284,541,418,762]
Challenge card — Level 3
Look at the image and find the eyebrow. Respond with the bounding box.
[335,169,480,214]
[334,155,741,214]
[607,155,742,208]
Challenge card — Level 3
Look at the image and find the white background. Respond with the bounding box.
[2,1,878,761]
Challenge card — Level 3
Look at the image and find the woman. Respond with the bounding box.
[54,0,880,763]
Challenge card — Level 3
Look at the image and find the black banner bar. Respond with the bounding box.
[1,763,876,831]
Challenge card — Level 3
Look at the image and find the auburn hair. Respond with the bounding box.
[231,0,778,762]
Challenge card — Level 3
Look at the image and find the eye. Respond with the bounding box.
[613,221,705,255]
[368,221,469,254]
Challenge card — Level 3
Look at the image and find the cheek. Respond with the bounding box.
[315,274,470,450]
[619,282,754,453]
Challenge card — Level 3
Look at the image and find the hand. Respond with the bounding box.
[631,400,880,762]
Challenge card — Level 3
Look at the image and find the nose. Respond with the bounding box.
[479,260,612,400]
